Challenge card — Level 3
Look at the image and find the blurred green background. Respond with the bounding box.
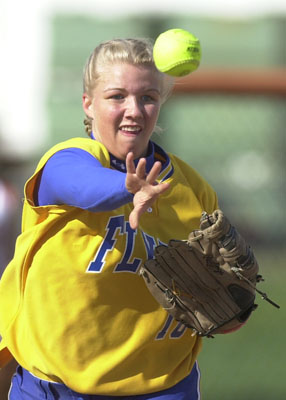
[47,13,286,245]
[1,11,285,399]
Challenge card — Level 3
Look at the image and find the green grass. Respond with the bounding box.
[198,249,285,400]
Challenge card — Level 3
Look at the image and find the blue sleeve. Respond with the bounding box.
[36,148,133,211]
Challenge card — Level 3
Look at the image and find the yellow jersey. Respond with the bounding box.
[0,137,218,395]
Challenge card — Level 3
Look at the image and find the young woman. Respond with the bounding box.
[0,38,218,399]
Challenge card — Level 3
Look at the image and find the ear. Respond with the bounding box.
[82,94,93,118]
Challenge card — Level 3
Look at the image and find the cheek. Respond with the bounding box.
[109,106,123,120]
[101,104,122,123]
[95,104,121,128]
[146,105,160,123]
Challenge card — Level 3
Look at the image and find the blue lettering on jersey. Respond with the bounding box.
[87,216,125,273]
[141,232,167,259]
[141,231,156,259]
[114,221,141,273]
[87,216,166,274]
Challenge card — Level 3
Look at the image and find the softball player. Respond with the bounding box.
[0,38,218,399]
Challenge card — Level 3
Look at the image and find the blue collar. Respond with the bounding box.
[90,133,157,173]
[109,142,156,173]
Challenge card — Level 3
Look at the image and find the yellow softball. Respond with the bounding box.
[153,28,201,77]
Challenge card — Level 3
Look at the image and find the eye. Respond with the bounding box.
[109,94,124,100]
[142,94,158,103]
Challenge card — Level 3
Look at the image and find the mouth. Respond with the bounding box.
[119,125,142,135]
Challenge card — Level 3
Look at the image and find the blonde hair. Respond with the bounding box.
[83,38,174,136]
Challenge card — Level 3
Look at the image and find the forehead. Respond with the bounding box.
[97,62,162,91]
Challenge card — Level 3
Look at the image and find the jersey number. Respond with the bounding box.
[156,315,187,339]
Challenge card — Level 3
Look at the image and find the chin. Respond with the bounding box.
[117,148,145,161]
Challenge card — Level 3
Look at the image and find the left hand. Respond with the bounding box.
[125,152,170,230]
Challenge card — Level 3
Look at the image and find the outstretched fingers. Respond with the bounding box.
[125,152,171,229]
[126,152,136,174]
[146,161,163,184]
[136,158,147,180]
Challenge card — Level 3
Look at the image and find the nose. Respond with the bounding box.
[125,96,143,119]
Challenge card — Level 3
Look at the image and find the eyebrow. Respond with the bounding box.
[103,88,161,94]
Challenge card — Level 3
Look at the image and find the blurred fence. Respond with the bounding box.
[157,89,285,247]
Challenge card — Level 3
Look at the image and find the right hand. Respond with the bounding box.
[125,152,170,230]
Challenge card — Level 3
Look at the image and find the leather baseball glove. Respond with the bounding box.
[140,209,279,337]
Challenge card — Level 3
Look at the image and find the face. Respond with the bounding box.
[83,63,162,160]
